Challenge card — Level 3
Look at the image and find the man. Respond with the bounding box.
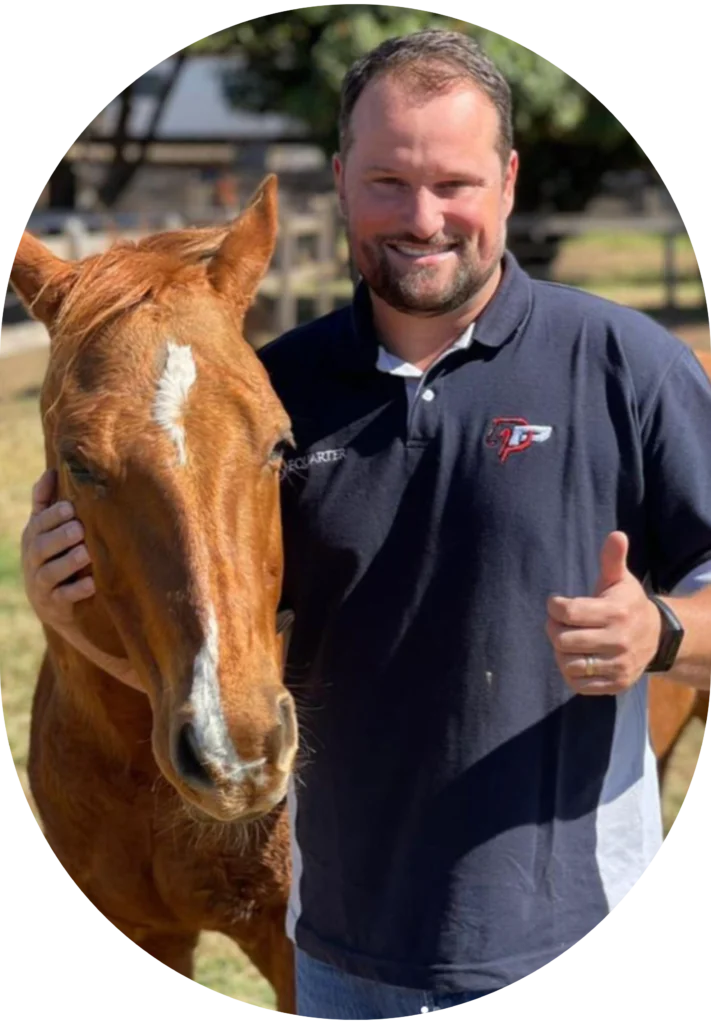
[21,29,711,1019]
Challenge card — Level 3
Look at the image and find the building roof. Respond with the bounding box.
[90,55,307,142]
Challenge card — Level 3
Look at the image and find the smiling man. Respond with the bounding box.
[335,46,515,368]
[21,28,711,1019]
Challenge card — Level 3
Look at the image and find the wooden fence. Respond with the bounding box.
[2,200,699,339]
[3,196,344,336]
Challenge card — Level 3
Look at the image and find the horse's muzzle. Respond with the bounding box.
[167,690,297,821]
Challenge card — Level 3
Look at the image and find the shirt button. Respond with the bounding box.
[422,388,435,402]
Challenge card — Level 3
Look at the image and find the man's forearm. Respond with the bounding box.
[661,587,711,690]
[53,625,145,692]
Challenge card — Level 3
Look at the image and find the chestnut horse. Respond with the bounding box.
[12,176,297,1009]
[649,348,711,788]
[650,679,708,785]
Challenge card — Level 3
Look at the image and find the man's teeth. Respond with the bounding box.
[390,244,451,256]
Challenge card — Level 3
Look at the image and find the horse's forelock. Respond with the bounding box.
[51,225,231,352]
[40,225,235,433]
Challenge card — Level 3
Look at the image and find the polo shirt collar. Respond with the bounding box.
[375,321,476,378]
[471,250,533,349]
[342,249,532,374]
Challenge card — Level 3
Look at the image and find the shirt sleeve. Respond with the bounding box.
[671,559,711,595]
[642,346,711,594]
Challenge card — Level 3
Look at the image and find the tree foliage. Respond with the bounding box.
[192,5,644,173]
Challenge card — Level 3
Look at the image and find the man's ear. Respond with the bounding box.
[332,153,347,217]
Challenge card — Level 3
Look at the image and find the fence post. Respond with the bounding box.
[64,216,88,260]
[312,195,336,317]
[277,210,297,334]
[662,231,677,311]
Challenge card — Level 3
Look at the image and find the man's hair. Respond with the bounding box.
[338,29,513,164]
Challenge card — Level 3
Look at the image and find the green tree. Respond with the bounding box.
[194,5,651,213]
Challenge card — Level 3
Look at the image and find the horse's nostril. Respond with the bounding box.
[174,723,215,790]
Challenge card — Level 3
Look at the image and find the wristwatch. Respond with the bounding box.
[646,595,685,673]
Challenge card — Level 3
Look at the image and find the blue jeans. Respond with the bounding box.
[296,948,492,1019]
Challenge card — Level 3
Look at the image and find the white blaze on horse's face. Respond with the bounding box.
[153,341,197,466]
[191,606,267,781]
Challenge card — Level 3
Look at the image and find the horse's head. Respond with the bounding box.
[11,177,298,822]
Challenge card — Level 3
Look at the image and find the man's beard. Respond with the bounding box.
[349,230,503,317]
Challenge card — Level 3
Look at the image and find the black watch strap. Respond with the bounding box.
[646,595,685,673]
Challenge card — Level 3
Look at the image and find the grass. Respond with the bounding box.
[0,233,707,1007]
[662,720,706,834]
[551,232,705,310]
[0,539,20,583]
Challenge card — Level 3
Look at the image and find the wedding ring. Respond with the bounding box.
[584,655,599,678]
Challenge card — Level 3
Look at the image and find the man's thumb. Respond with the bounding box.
[594,531,629,596]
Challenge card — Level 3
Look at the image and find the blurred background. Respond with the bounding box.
[1,4,708,1010]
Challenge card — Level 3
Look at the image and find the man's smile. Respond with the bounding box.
[384,241,459,264]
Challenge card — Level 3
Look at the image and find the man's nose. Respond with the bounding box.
[407,187,445,240]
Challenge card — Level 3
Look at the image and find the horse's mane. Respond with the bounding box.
[47,225,231,349]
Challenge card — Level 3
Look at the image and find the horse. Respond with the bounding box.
[650,679,708,786]
[648,348,711,789]
[11,175,297,1010]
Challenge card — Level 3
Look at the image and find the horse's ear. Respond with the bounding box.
[207,174,278,314]
[11,232,73,326]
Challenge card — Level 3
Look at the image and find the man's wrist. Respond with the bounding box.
[646,597,664,660]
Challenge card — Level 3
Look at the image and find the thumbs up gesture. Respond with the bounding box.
[546,532,662,695]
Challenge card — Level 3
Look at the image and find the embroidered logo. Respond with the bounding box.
[485,418,553,463]
[283,447,346,476]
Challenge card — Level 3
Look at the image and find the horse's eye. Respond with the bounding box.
[64,455,95,485]
[269,437,293,465]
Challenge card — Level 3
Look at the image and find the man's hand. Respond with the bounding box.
[21,469,94,635]
[21,470,144,692]
[546,531,662,695]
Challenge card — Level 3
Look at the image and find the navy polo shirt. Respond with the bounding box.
[258,252,711,992]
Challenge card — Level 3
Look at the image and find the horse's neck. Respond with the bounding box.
[45,630,156,772]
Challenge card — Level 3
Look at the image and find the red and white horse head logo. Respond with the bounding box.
[485,417,553,463]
